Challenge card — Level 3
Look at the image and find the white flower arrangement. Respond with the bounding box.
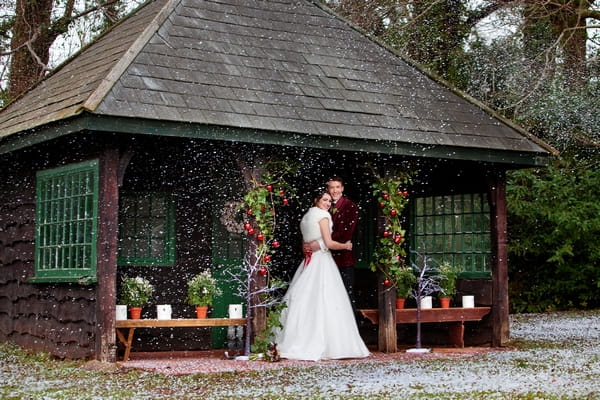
[119,276,154,307]
[187,271,222,307]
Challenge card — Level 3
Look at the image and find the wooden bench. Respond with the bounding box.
[358,307,491,348]
[115,318,247,361]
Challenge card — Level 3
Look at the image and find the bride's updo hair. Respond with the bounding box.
[311,189,330,206]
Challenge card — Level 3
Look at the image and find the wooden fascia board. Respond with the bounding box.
[85,115,552,167]
[0,116,90,154]
[0,114,551,167]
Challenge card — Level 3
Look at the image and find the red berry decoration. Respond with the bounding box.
[383,231,390,237]
[266,185,273,192]
[247,209,253,215]
[403,191,409,197]
[383,193,389,200]
[263,255,272,263]
[257,233,264,241]
[282,198,289,205]
[248,228,255,235]
[272,240,280,248]
[394,235,402,244]
[259,267,268,276]
[244,222,251,231]
[379,202,385,208]
[279,189,285,196]
[390,209,397,216]
[383,279,391,286]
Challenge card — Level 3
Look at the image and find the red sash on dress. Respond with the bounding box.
[303,250,312,267]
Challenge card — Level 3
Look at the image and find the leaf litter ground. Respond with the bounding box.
[1,310,599,399]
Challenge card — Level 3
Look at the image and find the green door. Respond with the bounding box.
[210,201,246,348]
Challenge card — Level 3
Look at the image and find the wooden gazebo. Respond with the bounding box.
[0,0,554,361]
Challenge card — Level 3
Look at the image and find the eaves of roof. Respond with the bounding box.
[0,113,550,167]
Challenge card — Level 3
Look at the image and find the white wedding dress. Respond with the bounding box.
[275,207,370,361]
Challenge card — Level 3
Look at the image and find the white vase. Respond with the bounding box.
[116,305,127,320]
[228,304,243,318]
[420,296,433,309]
[462,295,475,308]
[157,304,172,320]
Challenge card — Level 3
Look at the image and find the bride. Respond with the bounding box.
[274,190,370,361]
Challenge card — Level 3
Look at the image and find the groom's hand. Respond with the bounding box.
[303,240,321,252]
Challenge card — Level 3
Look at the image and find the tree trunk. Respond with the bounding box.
[550,0,589,88]
[7,0,125,102]
[404,0,469,80]
[8,0,54,100]
[522,0,593,90]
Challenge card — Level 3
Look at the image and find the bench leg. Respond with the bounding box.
[447,322,464,347]
[115,328,136,361]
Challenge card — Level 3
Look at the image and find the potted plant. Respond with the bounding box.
[394,268,416,309]
[187,271,222,318]
[119,276,154,319]
[437,262,458,308]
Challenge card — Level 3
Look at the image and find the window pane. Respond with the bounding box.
[410,192,492,277]
[35,160,99,281]
[117,192,175,266]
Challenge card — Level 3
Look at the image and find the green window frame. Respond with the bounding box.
[117,192,175,266]
[410,193,492,278]
[32,160,99,284]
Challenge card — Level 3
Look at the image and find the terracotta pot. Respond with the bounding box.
[439,297,451,308]
[129,306,142,319]
[196,306,208,318]
[395,298,406,309]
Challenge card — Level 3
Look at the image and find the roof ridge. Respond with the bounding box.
[82,0,181,111]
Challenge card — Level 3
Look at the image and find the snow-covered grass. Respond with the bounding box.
[1,310,599,399]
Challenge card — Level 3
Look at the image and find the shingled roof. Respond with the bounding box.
[0,0,554,163]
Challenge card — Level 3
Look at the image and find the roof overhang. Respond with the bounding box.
[0,113,551,168]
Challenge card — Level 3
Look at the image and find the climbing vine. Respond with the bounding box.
[369,166,413,291]
[234,159,299,357]
[240,160,298,278]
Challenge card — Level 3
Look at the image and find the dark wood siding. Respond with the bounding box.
[115,139,215,352]
[0,156,96,358]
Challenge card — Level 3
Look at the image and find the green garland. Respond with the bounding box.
[240,160,298,276]
[369,167,414,293]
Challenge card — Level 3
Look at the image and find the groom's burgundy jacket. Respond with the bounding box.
[330,196,359,268]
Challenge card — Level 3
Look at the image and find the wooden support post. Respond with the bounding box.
[237,158,267,351]
[447,322,465,347]
[488,171,510,346]
[250,264,267,345]
[96,147,120,362]
[377,276,397,352]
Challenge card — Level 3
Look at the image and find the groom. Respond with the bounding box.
[326,176,359,308]
[305,176,359,307]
